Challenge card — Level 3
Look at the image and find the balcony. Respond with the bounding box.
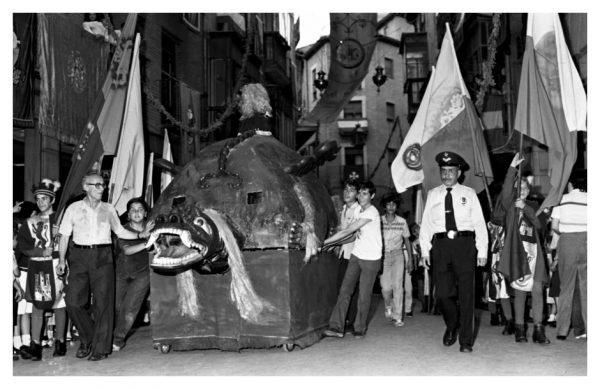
[262,31,290,85]
[338,119,369,145]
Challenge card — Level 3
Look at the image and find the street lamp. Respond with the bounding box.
[372,65,387,92]
[314,70,328,95]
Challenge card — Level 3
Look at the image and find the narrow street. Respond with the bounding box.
[13,296,586,376]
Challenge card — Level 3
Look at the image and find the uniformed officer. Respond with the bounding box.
[420,151,488,352]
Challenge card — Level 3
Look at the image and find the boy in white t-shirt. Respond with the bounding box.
[322,181,382,339]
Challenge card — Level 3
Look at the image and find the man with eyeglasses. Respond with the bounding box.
[56,171,154,361]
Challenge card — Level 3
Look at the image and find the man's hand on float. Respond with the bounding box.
[140,220,155,238]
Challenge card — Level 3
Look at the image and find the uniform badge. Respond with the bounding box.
[460,197,467,205]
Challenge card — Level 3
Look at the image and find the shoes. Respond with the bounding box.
[556,335,567,340]
[405,311,413,318]
[575,333,587,340]
[394,319,405,327]
[515,324,528,343]
[532,324,551,344]
[443,327,458,346]
[88,353,108,361]
[502,318,515,335]
[547,320,557,328]
[459,344,473,353]
[29,342,43,361]
[384,306,393,320]
[53,340,67,357]
[76,343,92,359]
[19,345,33,360]
[344,324,355,335]
[353,330,366,339]
[112,344,122,352]
[322,328,344,338]
[13,347,20,361]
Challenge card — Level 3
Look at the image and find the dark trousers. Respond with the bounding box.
[329,255,381,333]
[431,236,476,346]
[65,246,114,355]
[113,270,149,347]
[336,257,358,325]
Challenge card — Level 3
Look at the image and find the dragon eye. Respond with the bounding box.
[193,217,212,236]
[156,215,166,223]
[169,215,180,223]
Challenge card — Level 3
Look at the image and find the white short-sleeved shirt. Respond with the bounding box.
[339,202,360,259]
[352,205,382,261]
[551,189,587,233]
[58,200,125,245]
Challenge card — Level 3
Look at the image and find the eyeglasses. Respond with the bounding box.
[86,182,105,189]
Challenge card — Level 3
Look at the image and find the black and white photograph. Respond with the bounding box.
[7,1,592,381]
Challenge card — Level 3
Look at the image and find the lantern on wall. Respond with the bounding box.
[372,65,387,92]
[314,70,328,95]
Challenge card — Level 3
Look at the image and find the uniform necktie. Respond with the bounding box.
[445,187,457,231]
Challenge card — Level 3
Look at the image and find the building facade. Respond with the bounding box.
[13,13,299,205]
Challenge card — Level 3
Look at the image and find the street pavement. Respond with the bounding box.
[13,296,587,376]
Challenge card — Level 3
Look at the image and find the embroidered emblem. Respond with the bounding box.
[67,51,87,94]
[403,143,422,171]
[460,197,467,205]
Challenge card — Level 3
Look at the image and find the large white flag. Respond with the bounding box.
[391,24,493,194]
[160,129,174,193]
[109,33,145,215]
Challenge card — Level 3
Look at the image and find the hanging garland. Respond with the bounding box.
[474,13,501,112]
[142,20,254,137]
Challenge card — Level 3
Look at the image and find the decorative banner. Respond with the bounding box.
[37,14,111,144]
[304,13,377,124]
[391,24,493,194]
[13,13,36,128]
[514,13,587,212]
[56,14,138,217]
[160,129,174,193]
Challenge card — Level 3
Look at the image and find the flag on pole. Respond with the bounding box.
[514,13,586,211]
[145,152,154,208]
[160,129,174,193]
[391,23,493,194]
[56,14,138,217]
[108,33,145,215]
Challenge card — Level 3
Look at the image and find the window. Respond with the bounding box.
[343,100,363,119]
[384,58,394,79]
[386,102,395,122]
[161,32,178,123]
[406,55,427,79]
[410,81,426,105]
[182,14,201,31]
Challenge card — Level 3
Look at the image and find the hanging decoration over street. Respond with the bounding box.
[304,13,378,124]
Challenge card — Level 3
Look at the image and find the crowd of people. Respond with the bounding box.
[13,172,154,362]
[322,150,587,353]
[12,150,587,361]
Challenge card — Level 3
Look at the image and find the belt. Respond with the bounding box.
[433,230,475,240]
[73,243,112,249]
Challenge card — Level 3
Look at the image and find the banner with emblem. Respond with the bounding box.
[304,13,377,124]
[56,14,138,217]
[391,23,493,195]
[37,14,111,144]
